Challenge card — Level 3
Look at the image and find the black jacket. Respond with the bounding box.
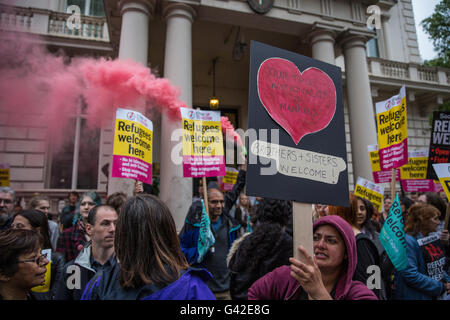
[180,169,246,230]
[354,233,385,299]
[53,244,115,300]
[227,230,293,300]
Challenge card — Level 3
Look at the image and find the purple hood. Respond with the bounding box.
[248,215,377,300]
[313,215,358,299]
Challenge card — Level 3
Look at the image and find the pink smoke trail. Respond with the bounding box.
[0,32,187,151]
[220,116,246,155]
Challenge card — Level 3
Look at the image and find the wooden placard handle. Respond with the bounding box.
[390,168,396,201]
[203,176,209,214]
[195,107,210,215]
[293,202,313,265]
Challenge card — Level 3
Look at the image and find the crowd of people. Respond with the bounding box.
[0,166,449,300]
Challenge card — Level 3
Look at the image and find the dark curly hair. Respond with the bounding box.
[232,198,292,272]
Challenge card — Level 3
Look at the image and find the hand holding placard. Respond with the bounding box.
[289,245,332,300]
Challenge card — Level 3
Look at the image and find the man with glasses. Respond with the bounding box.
[179,156,247,300]
[0,187,16,230]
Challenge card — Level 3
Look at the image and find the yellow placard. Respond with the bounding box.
[438,177,450,201]
[433,163,450,201]
[400,156,428,180]
[182,119,224,157]
[113,119,153,164]
[0,168,10,187]
[376,99,407,149]
[354,183,384,212]
[31,261,51,293]
[222,170,238,185]
[369,150,381,173]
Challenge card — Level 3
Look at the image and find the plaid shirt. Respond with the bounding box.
[56,221,88,262]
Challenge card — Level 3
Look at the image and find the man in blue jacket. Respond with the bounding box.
[179,161,246,300]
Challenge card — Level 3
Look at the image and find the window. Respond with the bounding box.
[49,107,100,189]
[366,37,380,58]
[66,0,105,16]
[366,27,380,58]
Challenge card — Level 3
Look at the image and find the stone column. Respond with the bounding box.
[117,0,153,65]
[381,14,392,60]
[309,25,339,64]
[48,0,61,12]
[107,0,153,196]
[160,3,196,231]
[339,30,377,184]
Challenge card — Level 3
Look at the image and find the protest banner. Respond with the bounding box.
[219,167,239,192]
[111,108,153,184]
[180,107,225,178]
[246,41,348,262]
[427,111,450,180]
[0,163,10,187]
[400,150,435,192]
[432,163,450,229]
[354,176,384,212]
[197,199,215,262]
[379,194,408,271]
[376,85,408,171]
[368,144,399,183]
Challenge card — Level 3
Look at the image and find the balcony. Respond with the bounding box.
[367,57,450,87]
[0,4,109,43]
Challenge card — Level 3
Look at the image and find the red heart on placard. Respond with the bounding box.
[257,58,336,144]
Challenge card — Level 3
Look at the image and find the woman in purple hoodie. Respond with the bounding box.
[248,215,378,300]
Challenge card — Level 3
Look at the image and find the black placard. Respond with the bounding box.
[246,41,349,207]
[426,111,450,180]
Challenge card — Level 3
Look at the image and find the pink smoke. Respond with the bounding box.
[221,116,244,148]
[79,58,185,126]
[0,32,247,160]
[0,32,186,150]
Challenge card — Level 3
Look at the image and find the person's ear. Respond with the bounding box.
[85,223,93,237]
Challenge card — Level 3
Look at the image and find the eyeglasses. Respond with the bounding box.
[17,253,48,265]
[0,199,13,205]
[209,200,225,205]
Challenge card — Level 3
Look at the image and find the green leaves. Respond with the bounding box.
[420,0,450,67]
